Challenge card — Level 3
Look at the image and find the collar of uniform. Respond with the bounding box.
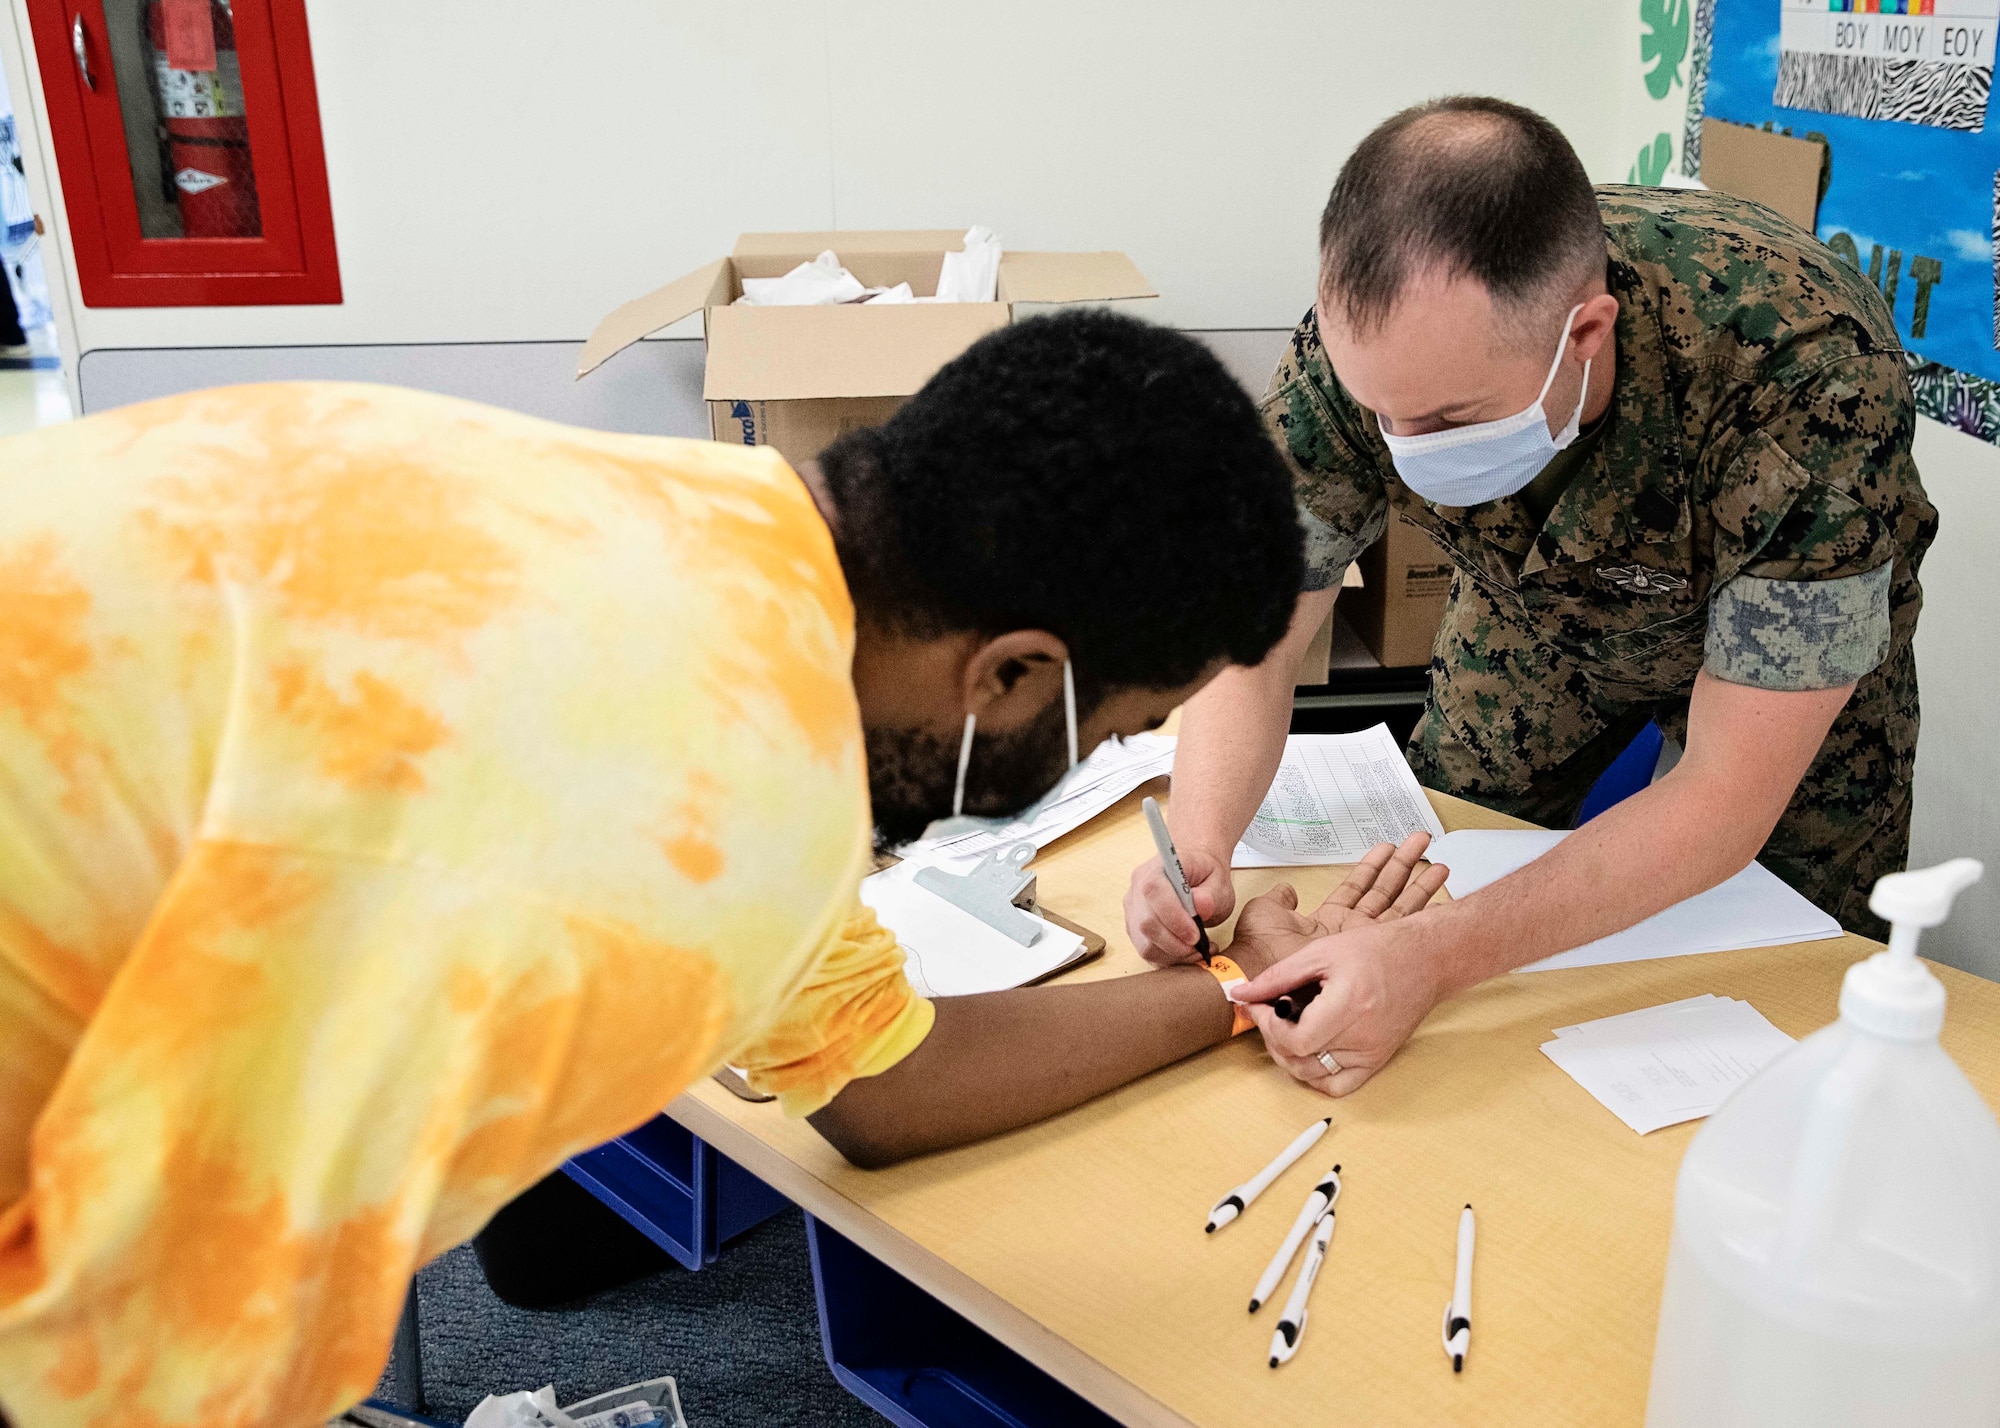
[1515,253,1690,579]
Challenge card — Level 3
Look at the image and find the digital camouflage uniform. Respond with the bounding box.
[1265,186,1938,936]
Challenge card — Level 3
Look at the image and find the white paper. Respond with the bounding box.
[1426,829,1843,972]
[932,225,1002,302]
[898,732,1175,864]
[859,858,1084,998]
[735,250,866,307]
[1231,726,1445,868]
[733,227,1001,307]
[1554,994,1716,1039]
[465,1389,577,1428]
[1541,997,1796,1134]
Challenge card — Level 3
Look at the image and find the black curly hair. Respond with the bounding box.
[817,309,1304,708]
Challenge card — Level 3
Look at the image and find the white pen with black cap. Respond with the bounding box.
[1442,1204,1475,1372]
[1249,1163,1342,1313]
[1269,1201,1338,1367]
[1205,1117,1331,1233]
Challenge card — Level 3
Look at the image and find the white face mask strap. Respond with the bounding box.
[1558,357,1593,444]
[951,712,976,818]
[952,660,1075,819]
[1063,659,1079,770]
[1535,304,1588,406]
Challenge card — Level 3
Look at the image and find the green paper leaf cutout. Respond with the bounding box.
[1628,132,1673,185]
[1640,0,1689,100]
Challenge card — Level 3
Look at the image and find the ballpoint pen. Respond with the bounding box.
[1250,1164,1342,1312]
[1270,1202,1338,1366]
[1442,1203,1475,1372]
[1205,1118,1331,1232]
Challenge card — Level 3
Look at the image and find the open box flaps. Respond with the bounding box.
[576,229,1155,465]
[577,259,732,379]
[997,251,1152,305]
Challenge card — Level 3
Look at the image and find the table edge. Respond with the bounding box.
[669,1088,1198,1428]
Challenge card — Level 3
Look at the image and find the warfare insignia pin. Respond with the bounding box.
[1598,565,1688,595]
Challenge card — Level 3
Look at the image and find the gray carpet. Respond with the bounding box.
[395,1210,885,1427]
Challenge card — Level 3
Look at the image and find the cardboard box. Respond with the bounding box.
[577,231,1156,467]
[1348,520,1455,669]
[1698,119,1828,233]
[1294,562,1365,686]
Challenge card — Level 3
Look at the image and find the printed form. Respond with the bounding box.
[1232,726,1445,868]
[1542,997,1797,1135]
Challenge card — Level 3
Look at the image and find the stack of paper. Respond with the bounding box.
[859,858,1087,998]
[1425,829,1844,972]
[1541,996,1797,1134]
[1232,725,1445,868]
[899,732,1176,864]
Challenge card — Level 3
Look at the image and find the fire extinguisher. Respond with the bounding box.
[143,0,259,238]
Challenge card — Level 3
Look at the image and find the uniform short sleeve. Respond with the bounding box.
[1702,354,1912,692]
[731,900,935,1118]
[1261,312,1391,591]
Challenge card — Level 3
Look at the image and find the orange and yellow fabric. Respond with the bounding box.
[0,383,932,1428]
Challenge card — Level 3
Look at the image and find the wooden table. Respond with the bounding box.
[670,786,2000,1427]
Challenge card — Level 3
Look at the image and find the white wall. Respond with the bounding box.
[1908,417,2000,980]
[8,2,1990,978]
[3,0,1630,360]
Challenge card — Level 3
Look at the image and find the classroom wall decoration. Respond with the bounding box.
[1629,0,1697,184]
[1703,0,2000,444]
[1776,0,1996,131]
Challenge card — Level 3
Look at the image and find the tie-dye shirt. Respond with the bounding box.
[0,384,932,1428]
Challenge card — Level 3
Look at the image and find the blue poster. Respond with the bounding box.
[1705,0,2000,437]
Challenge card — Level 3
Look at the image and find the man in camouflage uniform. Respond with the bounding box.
[1124,96,1936,1098]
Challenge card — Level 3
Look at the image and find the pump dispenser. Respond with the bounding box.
[1646,860,2000,1427]
[1840,858,1981,1039]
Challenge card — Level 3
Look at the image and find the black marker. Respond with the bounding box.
[1142,795,1211,960]
[1273,980,1322,1022]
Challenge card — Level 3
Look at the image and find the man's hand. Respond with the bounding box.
[1223,832,1448,979]
[1234,918,1445,1097]
[809,835,1445,1167]
[1126,846,1237,966]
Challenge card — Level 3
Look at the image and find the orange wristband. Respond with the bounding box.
[1205,953,1257,1036]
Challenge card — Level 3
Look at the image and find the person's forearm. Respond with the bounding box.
[809,966,1236,1168]
[1170,587,1335,859]
[1405,671,1851,993]
[1409,764,1780,994]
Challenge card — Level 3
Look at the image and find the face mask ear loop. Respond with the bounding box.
[1534,303,1588,407]
[951,713,976,818]
[1062,660,1079,770]
[1555,357,1593,447]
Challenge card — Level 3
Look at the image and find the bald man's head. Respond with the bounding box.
[1317,96,1604,346]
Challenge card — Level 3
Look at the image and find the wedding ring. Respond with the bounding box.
[1317,1051,1342,1075]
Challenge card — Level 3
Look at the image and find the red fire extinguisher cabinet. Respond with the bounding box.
[25,0,340,306]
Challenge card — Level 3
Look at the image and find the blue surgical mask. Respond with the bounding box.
[916,659,1080,843]
[1376,304,1591,508]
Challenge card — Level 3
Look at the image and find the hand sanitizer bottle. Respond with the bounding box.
[1646,860,2000,1427]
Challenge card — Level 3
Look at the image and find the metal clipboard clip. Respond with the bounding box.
[912,840,1044,945]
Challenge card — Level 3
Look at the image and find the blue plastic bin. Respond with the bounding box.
[563,1114,790,1271]
[806,1216,1122,1428]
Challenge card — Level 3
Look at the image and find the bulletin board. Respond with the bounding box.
[1698,0,2000,443]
